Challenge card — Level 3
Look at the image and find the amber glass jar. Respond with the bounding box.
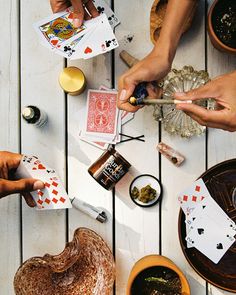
[88,147,131,190]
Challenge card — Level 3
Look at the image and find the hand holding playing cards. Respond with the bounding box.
[0,151,44,207]
[175,71,236,131]
[117,50,171,112]
[50,0,99,27]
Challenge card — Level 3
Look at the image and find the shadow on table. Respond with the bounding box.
[115,167,142,209]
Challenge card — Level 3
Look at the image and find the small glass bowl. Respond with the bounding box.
[153,66,215,138]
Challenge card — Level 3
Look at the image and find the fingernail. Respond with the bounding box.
[175,92,186,97]
[33,180,45,190]
[73,18,80,28]
[119,89,127,101]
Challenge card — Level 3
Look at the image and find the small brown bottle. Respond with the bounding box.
[88,147,131,190]
[22,106,48,128]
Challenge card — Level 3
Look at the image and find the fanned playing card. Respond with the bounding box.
[34,7,99,50]
[93,0,120,29]
[178,179,210,216]
[70,14,118,60]
[15,155,72,210]
[186,214,235,264]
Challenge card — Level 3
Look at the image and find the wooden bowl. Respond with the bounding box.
[126,255,191,295]
[208,0,236,55]
[178,159,236,292]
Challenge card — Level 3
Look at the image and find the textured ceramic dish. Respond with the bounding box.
[126,255,191,295]
[153,66,214,138]
[178,159,236,292]
[14,228,115,295]
[129,174,162,207]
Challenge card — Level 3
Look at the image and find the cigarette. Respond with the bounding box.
[70,198,107,223]
[142,98,192,105]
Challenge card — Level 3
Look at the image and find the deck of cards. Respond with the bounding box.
[15,155,72,210]
[33,0,120,60]
[178,178,236,264]
[79,86,134,149]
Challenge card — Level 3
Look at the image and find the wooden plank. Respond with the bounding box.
[67,56,113,247]
[0,1,21,293]
[161,1,207,294]
[207,0,236,294]
[114,0,160,293]
[20,0,67,259]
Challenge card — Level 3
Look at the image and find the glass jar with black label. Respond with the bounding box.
[88,147,131,190]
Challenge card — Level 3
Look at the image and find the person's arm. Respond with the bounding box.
[0,151,44,207]
[117,0,198,112]
[50,0,99,28]
[175,71,236,131]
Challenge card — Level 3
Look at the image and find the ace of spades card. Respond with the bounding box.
[15,155,72,210]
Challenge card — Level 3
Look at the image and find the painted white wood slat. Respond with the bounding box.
[67,55,113,248]
[0,1,21,293]
[20,0,67,260]
[114,0,160,294]
[207,1,236,294]
[161,2,207,294]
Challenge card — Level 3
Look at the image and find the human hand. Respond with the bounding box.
[117,50,171,112]
[175,71,236,132]
[50,0,99,28]
[0,151,45,207]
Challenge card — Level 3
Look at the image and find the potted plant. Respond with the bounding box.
[208,0,236,55]
[126,255,190,295]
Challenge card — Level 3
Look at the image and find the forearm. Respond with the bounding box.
[153,0,197,63]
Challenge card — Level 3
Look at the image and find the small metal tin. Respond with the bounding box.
[59,66,86,96]
[88,147,131,191]
[129,174,162,207]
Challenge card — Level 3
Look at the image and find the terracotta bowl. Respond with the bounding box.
[126,255,191,295]
[208,0,236,55]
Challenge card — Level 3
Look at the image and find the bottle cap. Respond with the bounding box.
[22,107,34,119]
[59,66,86,96]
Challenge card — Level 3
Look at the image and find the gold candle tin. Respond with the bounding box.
[59,66,86,96]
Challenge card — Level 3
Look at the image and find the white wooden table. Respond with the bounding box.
[1,0,236,294]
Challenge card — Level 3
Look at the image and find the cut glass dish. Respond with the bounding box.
[153,66,214,138]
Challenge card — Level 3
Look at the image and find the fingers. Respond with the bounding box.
[117,70,142,112]
[174,81,219,102]
[71,0,85,27]
[0,178,44,200]
[84,0,99,18]
[50,0,70,13]
[23,193,36,208]
[177,103,231,129]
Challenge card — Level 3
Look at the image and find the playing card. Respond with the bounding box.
[93,0,120,29]
[54,35,84,58]
[15,156,72,210]
[186,195,236,237]
[34,7,98,50]
[85,89,119,138]
[178,179,210,216]
[71,14,118,60]
[186,214,235,264]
